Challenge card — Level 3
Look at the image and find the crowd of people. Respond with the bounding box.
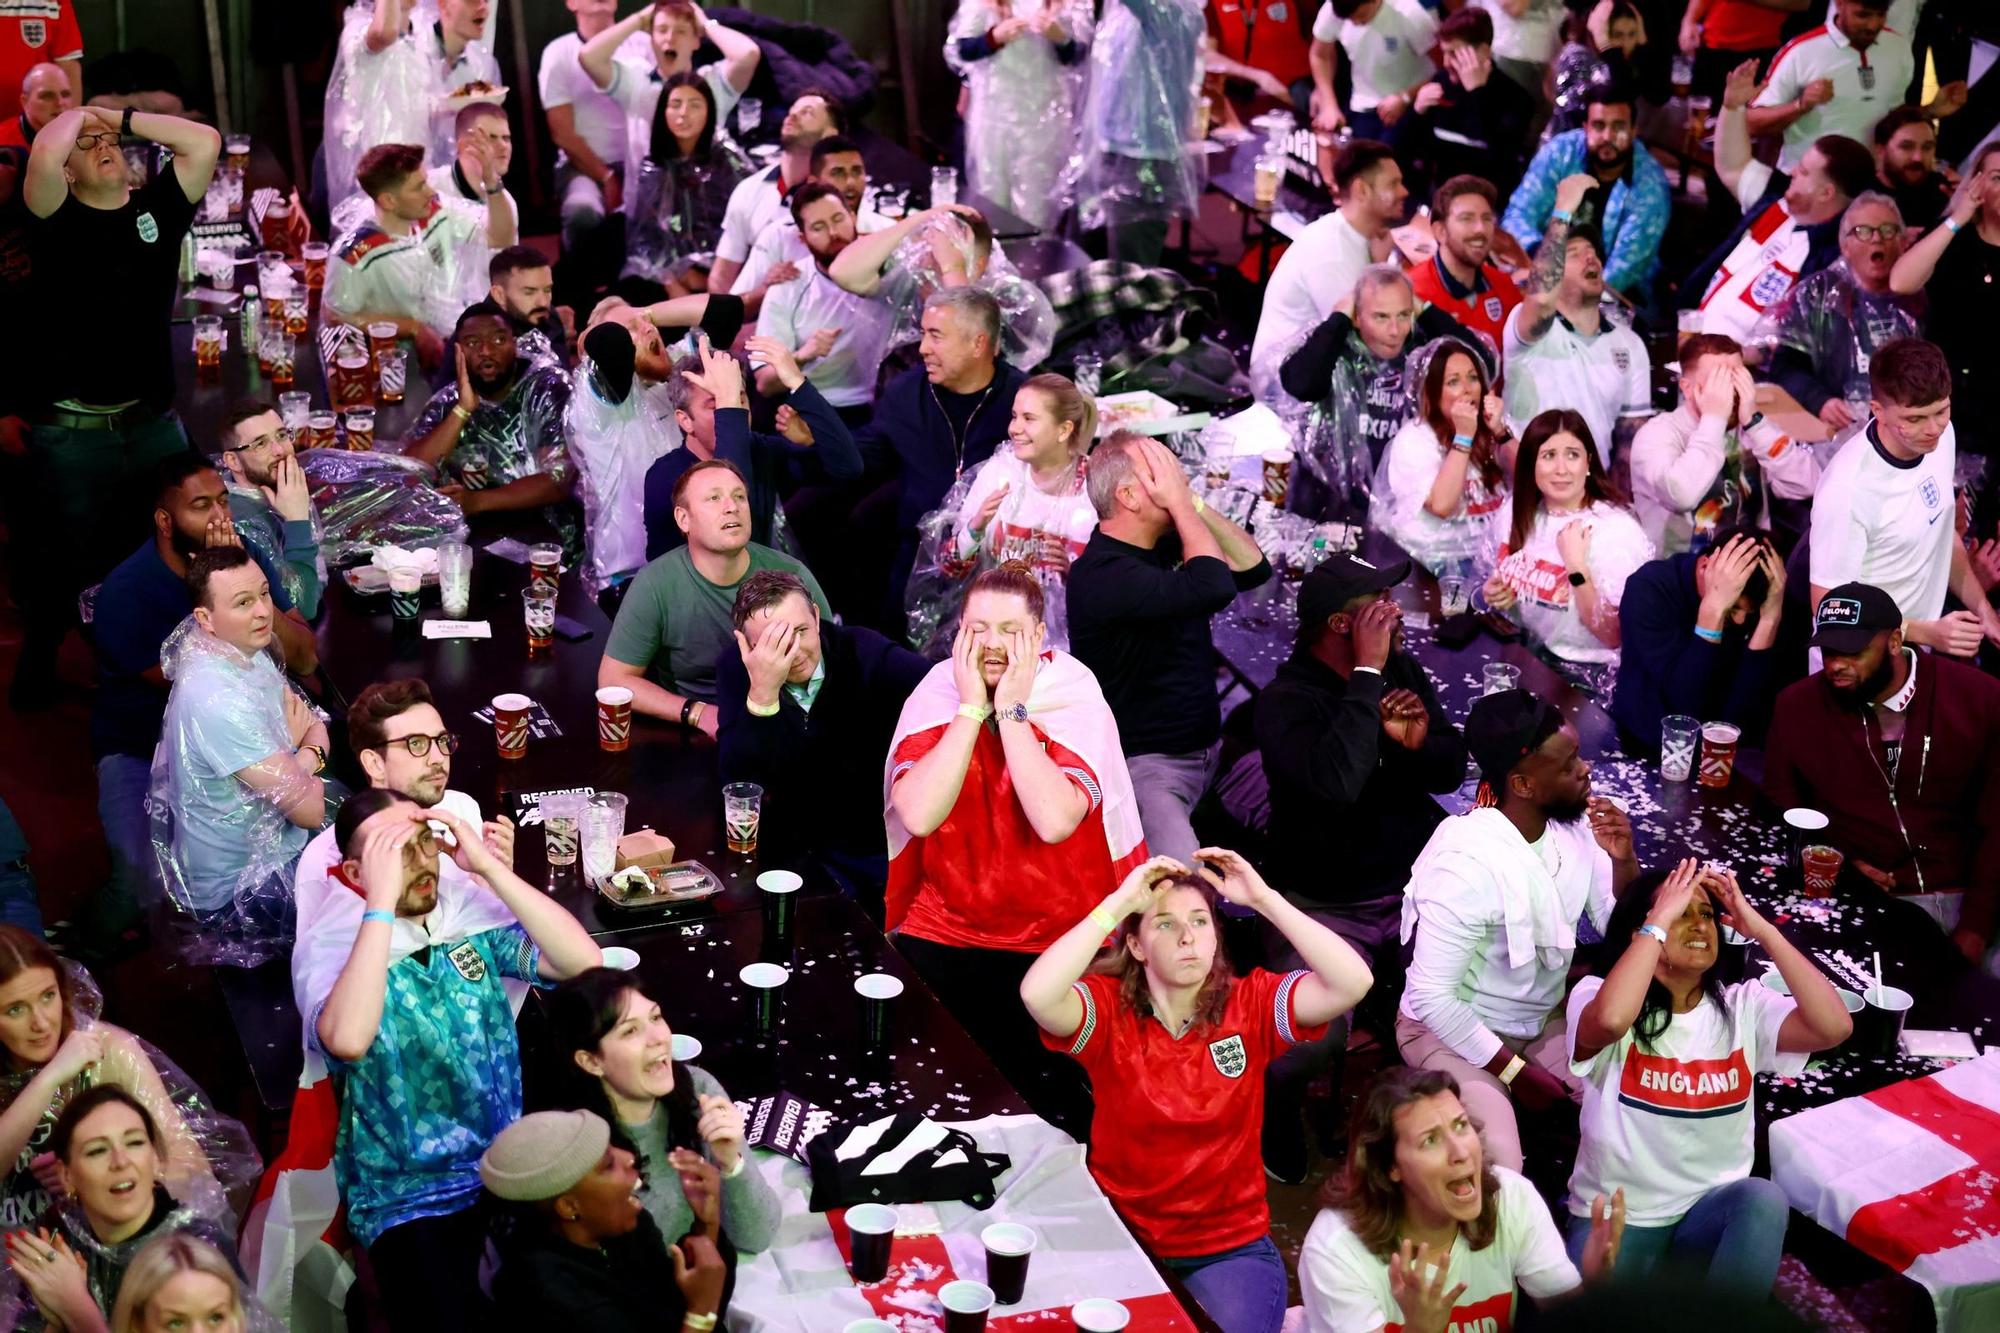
[1,0,1999,1330]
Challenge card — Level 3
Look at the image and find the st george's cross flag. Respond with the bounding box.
[1770,1051,2000,1332]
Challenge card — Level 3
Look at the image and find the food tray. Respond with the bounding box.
[596,858,724,914]
[343,565,440,595]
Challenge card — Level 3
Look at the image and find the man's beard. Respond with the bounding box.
[398,872,439,916]
[1544,794,1590,824]
[1829,654,1897,711]
[471,365,518,398]
[1590,142,1631,174]
[168,525,207,561]
[1445,237,1487,273]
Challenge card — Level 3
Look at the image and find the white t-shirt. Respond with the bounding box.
[1300,1167,1581,1333]
[1253,209,1377,376]
[1314,0,1438,112]
[539,30,655,166]
[1490,502,1655,665]
[1374,419,1510,573]
[1566,976,1804,1226]
[1696,161,1807,341]
[1472,0,1564,67]
[1401,809,1617,1066]
[1502,313,1652,468]
[755,265,904,408]
[1755,23,1916,171]
[714,162,790,266]
[953,451,1098,570]
[603,58,743,183]
[1808,421,1957,622]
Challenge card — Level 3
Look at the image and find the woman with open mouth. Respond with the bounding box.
[538,968,778,1294]
[1302,1064,1622,1332]
[1563,859,1852,1294]
[2,1085,238,1333]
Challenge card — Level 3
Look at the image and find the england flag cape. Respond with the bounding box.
[1769,1050,2000,1331]
[882,649,1147,930]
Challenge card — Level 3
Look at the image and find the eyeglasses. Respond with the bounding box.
[226,428,297,454]
[1845,223,1904,241]
[73,131,121,152]
[376,731,460,758]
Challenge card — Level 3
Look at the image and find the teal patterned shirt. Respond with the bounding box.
[321,924,542,1245]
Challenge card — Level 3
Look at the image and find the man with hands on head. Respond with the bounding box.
[15,99,220,708]
[716,571,928,909]
[1397,690,1637,1174]
[1021,850,1373,1332]
[1630,332,1819,557]
[1611,527,1787,754]
[1067,430,1271,864]
[304,789,601,1333]
[641,334,860,559]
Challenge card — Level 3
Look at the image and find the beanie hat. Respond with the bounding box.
[478,1109,611,1202]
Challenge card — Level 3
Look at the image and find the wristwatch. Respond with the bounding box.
[997,702,1030,723]
[121,107,135,138]
[299,743,327,775]
[1567,570,1587,588]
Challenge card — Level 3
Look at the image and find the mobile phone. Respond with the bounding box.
[553,614,594,643]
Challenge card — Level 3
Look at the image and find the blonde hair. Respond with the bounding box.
[1019,374,1098,459]
[110,1233,246,1333]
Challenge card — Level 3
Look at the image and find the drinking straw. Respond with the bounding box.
[1873,951,1884,1001]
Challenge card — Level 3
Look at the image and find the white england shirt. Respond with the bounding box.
[1754,23,1915,171]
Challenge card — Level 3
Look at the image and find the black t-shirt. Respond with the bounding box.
[1926,228,2000,455]
[932,381,989,467]
[28,170,197,410]
[1067,529,1271,756]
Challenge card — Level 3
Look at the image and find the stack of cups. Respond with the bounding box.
[581,793,628,883]
[438,541,472,618]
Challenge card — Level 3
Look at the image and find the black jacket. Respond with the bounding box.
[855,360,1028,532]
[493,1213,695,1333]
[714,620,930,860]
[1254,648,1467,905]
[1415,66,1536,197]
[1610,552,1777,751]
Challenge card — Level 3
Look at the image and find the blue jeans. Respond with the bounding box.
[1564,1176,1790,1296]
[1162,1234,1288,1333]
[94,753,158,933]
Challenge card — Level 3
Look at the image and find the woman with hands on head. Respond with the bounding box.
[1301,1065,1624,1333]
[1020,850,1373,1333]
[542,967,779,1269]
[1562,859,1849,1293]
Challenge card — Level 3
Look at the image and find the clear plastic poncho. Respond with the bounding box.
[884,215,1058,370]
[323,3,501,210]
[565,356,683,592]
[0,966,261,1239]
[300,447,469,568]
[944,0,1095,233]
[623,140,756,286]
[1066,0,1203,234]
[1745,258,1924,405]
[1367,337,1508,576]
[1267,318,1423,522]
[903,450,1097,655]
[147,620,321,969]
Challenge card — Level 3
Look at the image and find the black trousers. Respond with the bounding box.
[893,933,1094,1141]
[364,1203,490,1333]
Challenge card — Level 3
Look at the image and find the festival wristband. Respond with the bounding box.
[956,702,993,722]
[1192,495,1206,514]
[683,1315,718,1332]
[722,1155,746,1179]
[1552,208,1573,225]
[1945,215,1964,234]
[362,909,396,927]
[1693,625,1724,644]
[1634,923,1670,948]
[1498,1054,1526,1086]
[745,696,781,718]
[1451,433,1475,451]
[1088,905,1120,935]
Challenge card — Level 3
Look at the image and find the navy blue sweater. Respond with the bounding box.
[1610,552,1778,751]
[854,360,1027,531]
[643,379,861,559]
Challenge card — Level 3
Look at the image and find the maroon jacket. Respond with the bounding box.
[1765,651,2000,946]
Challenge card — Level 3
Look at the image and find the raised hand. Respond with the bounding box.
[1192,846,1274,912]
[1645,857,1702,932]
[1722,59,1762,111]
[1481,568,1518,611]
[1586,797,1634,863]
[1703,864,1772,943]
[762,259,800,287]
[798,326,841,363]
[1447,396,1479,440]
[1388,1241,1470,1333]
[1379,687,1430,751]
[671,1147,722,1235]
[1554,173,1597,218]
[774,404,814,445]
[991,626,1038,713]
[1800,78,1835,110]
[970,482,1010,539]
[1555,519,1593,574]
[682,336,746,409]
[696,1093,746,1170]
[1580,1189,1626,1282]
[734,615,801,705]
[358,811,422,908]
[1351,597,1401,671]
[204,508,241,549]
[482,815,516,869]
[267,451,313,523]
[1107,855,1188,919]
[454,343,477,408]
[1691,362,1734,421]
[743,333,805,389]
[42,1028,105,1086]
[670,1232,728,1315]
[950,620,989,708]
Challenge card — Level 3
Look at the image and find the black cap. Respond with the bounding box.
[1465,688,1566,784]
[1811,582,1902,655]
[1297,552,1412,636]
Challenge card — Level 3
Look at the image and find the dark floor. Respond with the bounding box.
[0,200,1940,1330]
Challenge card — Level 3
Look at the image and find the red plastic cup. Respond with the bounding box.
[1801,844,1843,898]
[493,692,531,760]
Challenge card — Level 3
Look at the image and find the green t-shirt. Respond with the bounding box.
[604,544,828,701]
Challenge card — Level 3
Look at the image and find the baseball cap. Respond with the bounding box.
[1296,552,1412,637]
[1464,688,1566,784]
[1810,583,1901,655]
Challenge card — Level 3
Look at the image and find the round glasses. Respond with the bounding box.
[377,731,460,758]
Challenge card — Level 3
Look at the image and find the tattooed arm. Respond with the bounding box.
[1514,173,1597,346]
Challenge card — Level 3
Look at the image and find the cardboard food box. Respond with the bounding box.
[614,830,677,872]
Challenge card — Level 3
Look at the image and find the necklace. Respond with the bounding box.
[929,379,996,477]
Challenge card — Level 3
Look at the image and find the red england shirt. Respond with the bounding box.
[890,721,1116,952]
[0,3,82,121]
[1043,969,1329,1257]
[1408,255,1520,363]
